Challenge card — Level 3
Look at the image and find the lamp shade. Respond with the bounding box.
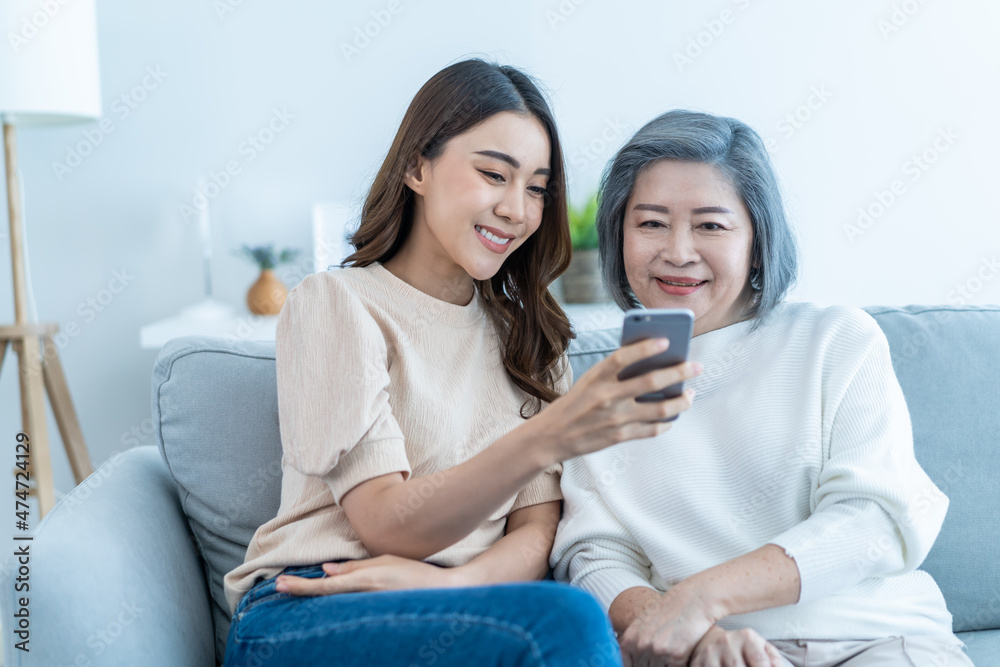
[0,0,102,125]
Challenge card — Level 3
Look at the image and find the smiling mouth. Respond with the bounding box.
[656,278,708,287]
[475,225,512,246]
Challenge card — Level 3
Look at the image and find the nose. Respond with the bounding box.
[659,227,700,266]
[494,187,528,227]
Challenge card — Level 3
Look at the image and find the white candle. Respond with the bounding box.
[312,202,356,273]
[197,178,212,261]
[196,178,213,298]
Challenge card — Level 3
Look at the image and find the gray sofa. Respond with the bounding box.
[3,304,998,666]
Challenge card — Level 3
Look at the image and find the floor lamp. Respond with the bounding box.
[0,0,102,518]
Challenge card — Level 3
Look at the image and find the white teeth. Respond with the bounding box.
[661,279,704,286]
[476,225,511,245]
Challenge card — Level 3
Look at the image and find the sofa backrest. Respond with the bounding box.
[153,337,283,665]
[864,305,1000,633]
[152,304,1000,663]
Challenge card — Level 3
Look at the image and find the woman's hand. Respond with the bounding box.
[274,555,462,597]
[618,582,717,667]
[689,625,789,667]
[531,337,702,462]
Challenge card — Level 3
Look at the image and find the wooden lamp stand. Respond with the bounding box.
[1,122,93,519]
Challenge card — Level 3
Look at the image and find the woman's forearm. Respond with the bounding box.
[608,544,800,635]
[450,501,561,585]
[683,543,801,620]
[609,586,662,635]
[349,418,558,560]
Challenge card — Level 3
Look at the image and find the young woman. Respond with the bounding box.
[222,60,701,666]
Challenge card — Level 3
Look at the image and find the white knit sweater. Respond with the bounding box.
[550,300,960,644]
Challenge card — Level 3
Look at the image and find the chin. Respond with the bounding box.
[465,259,504,283]
[639,287,679,309]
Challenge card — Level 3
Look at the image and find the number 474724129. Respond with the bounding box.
[15,432,30,530]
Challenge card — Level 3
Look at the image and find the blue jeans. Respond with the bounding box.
[223,563,622,666]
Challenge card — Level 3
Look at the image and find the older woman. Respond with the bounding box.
[550,110,973,667]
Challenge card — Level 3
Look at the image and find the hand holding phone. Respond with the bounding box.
[618,308,695,421]
[522,332,700,462]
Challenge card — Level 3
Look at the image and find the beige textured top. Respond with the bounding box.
[224,262,569,615]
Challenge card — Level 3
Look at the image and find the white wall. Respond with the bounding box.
[1,0,998,500]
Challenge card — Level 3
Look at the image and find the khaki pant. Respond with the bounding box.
[768,636,975,667]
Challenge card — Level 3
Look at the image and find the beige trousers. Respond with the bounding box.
[768,636,975,667]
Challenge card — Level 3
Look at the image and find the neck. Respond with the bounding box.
[693,287,757,337]
[381,212,475,306]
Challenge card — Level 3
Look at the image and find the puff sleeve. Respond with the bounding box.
[275,272,411,505]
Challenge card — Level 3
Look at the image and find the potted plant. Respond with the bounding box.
[233,244,300,315]
[562,194,608,303]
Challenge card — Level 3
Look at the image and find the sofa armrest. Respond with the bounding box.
[1,446,215,667]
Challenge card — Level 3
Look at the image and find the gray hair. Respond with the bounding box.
[597,109,799,332]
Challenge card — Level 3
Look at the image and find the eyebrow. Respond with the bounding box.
[474,150,551,177]
[633,204,735,215]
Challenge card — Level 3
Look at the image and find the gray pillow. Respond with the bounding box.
[153,336,283,666]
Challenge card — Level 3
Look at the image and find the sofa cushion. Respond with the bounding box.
[152,337,284,666]
[957,627,1000,665]
[865,305,1000,633]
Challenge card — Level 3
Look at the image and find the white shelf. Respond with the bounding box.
[140,298,278,349]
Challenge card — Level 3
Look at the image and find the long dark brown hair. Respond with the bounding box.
[342,59,574,418]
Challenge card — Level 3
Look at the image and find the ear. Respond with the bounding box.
[402,154,430,195]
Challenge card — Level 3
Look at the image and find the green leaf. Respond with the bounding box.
[232,243,300,270]
[568,193,600,250]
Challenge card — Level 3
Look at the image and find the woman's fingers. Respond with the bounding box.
[604,337,670,379]
[688,626,781,667]
[744,641,771,667]
[620,620,702,667]
[322,558,367,575]
[616,420,673,444]
[764,641,790,667]
[545,337,702,458]
[275,574,331,596]
[615,360,701,403]
[322,554,395,576]
[277,570,377,597]
[631,388,696,424]
[690,625,726,667]
[734,628,771,667]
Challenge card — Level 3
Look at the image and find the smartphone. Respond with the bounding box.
[617,308,695,420]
